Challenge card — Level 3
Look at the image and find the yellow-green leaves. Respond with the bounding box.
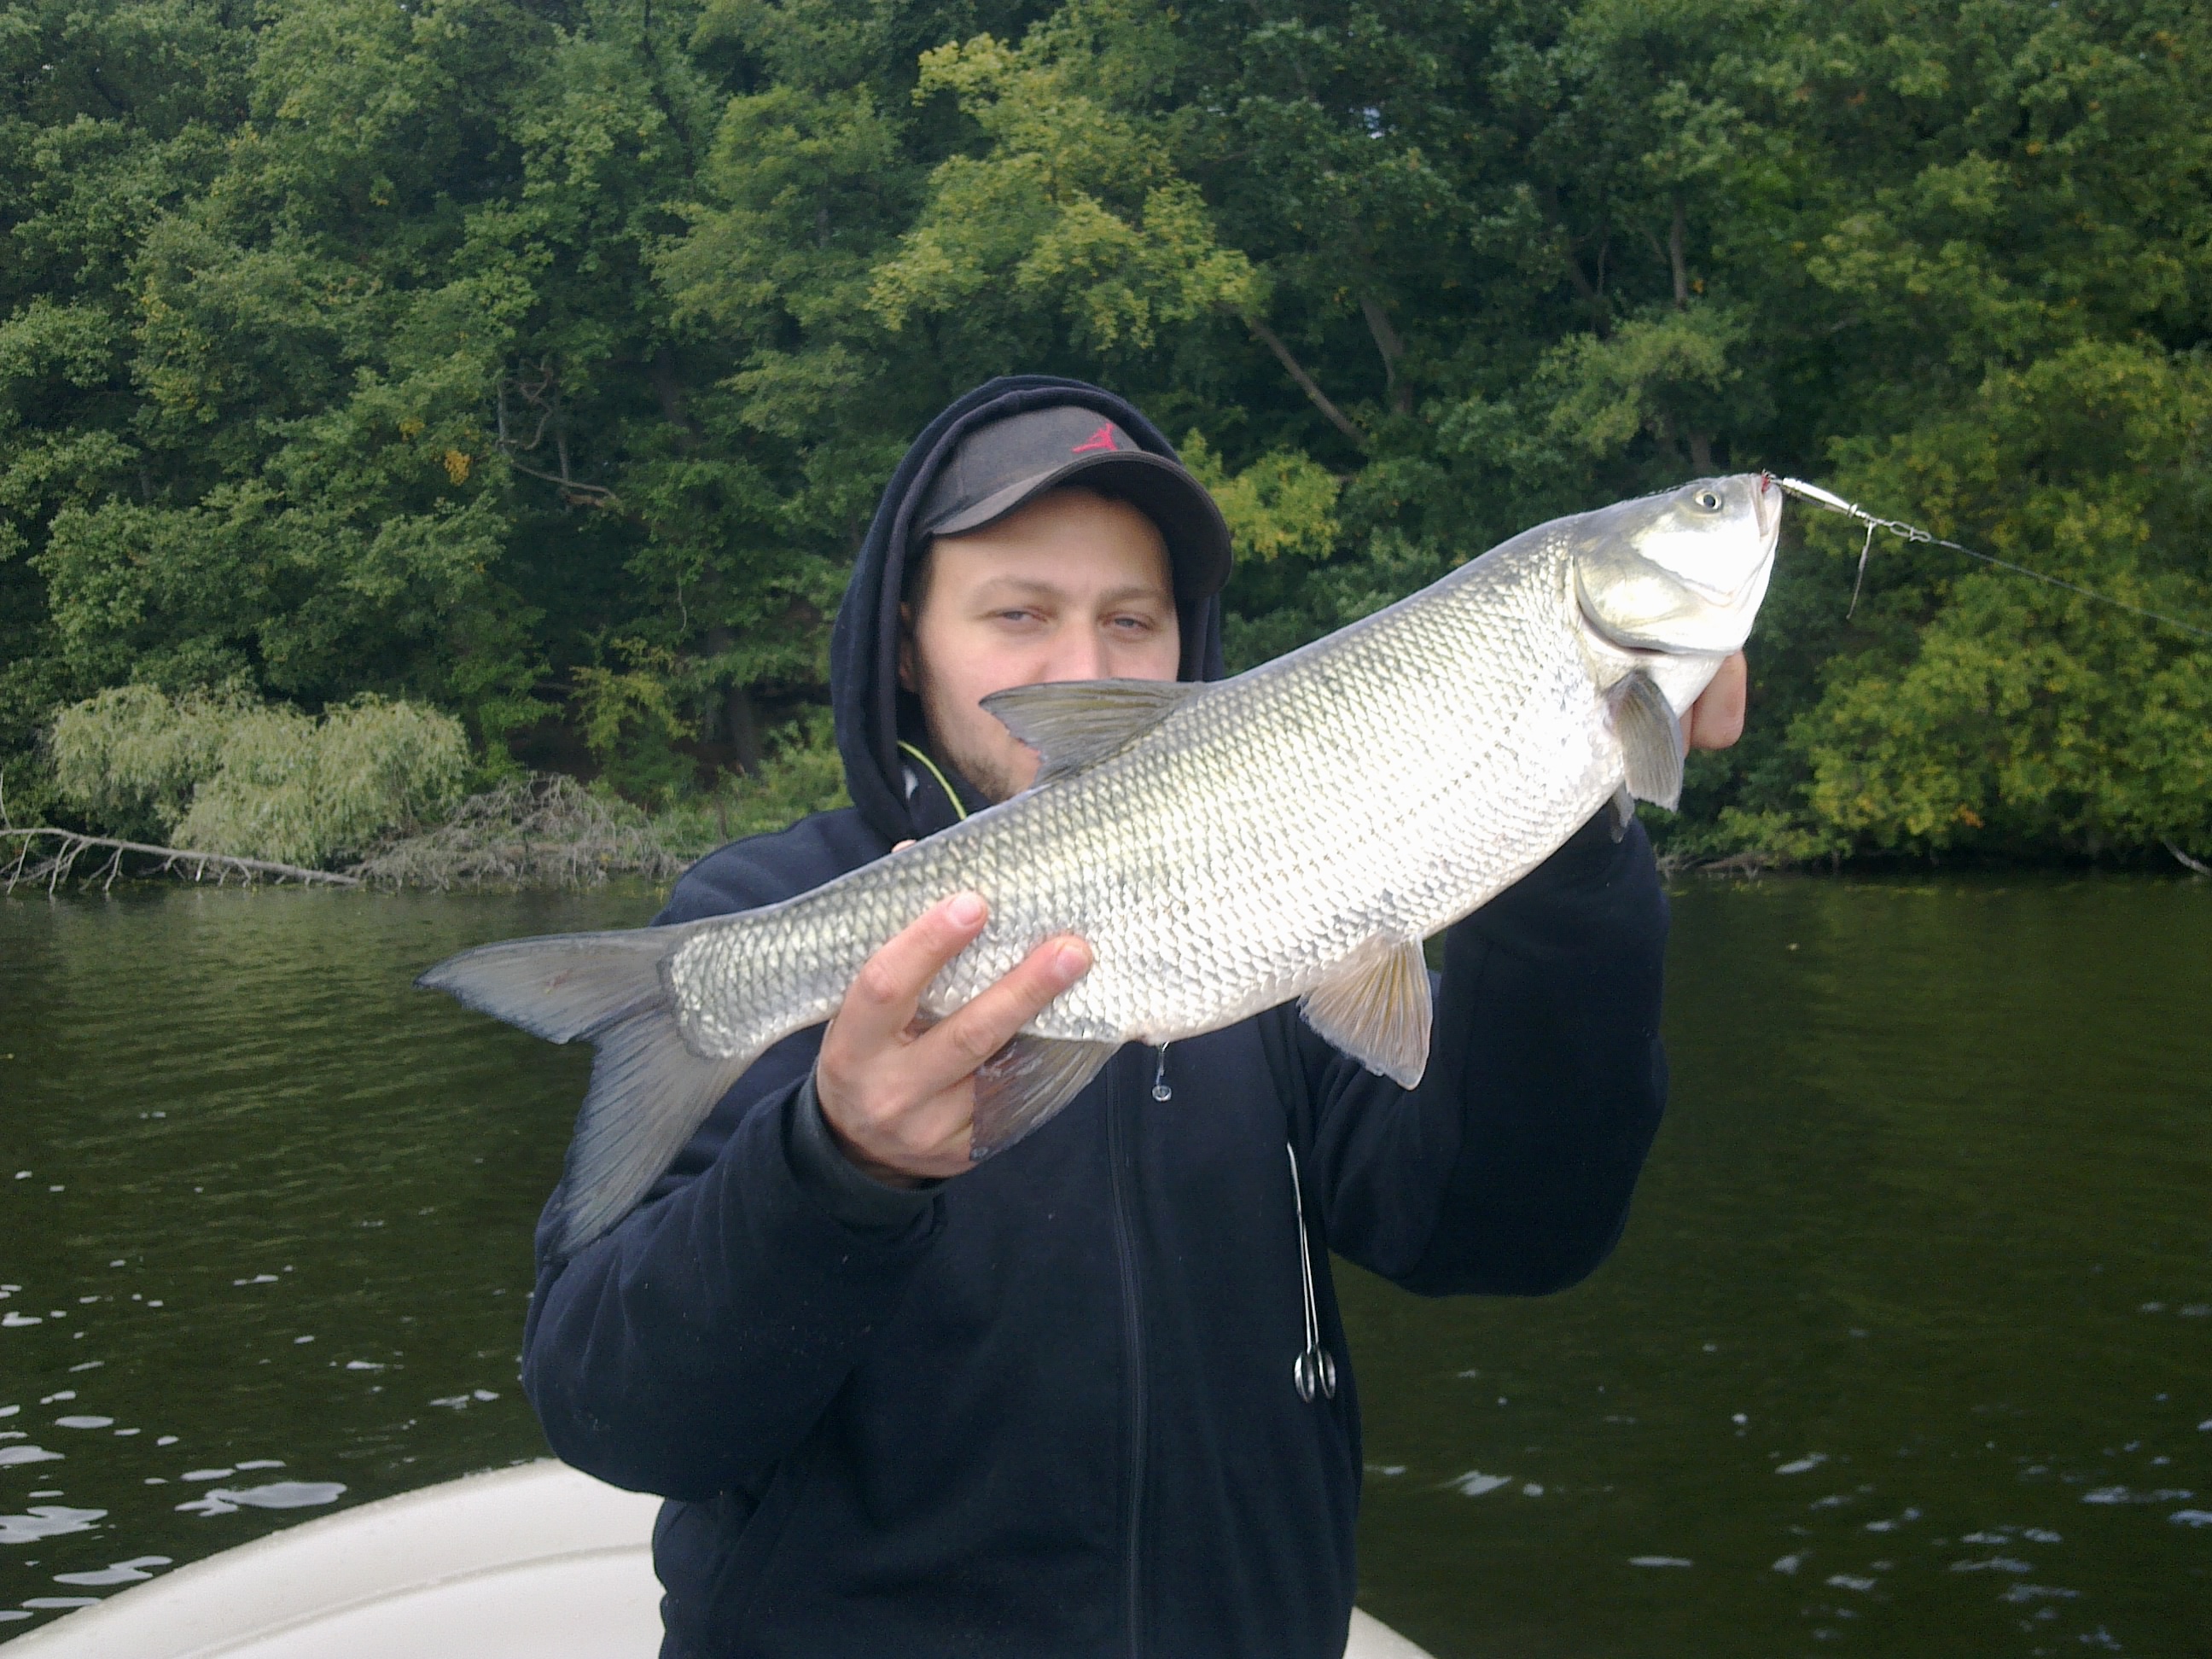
[1180,434,1340,564]
[869,16,1259,352]
[569,645,696,807]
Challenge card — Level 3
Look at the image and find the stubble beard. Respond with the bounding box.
[912,669,1027,807]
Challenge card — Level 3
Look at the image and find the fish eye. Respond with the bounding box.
[1693,488,1723,512]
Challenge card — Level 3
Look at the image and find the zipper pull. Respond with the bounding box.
[1286,1144,1337,1402]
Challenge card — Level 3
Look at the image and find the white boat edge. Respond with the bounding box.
[3,1459,1435,1657]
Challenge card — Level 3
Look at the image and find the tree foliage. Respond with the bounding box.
[2,0,2206,859]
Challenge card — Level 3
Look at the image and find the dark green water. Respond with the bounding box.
[2,877,2207,1653]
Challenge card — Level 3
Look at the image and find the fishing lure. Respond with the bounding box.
[1773,477,2211,642]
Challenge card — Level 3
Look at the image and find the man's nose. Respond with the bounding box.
[1047,627,1110,682]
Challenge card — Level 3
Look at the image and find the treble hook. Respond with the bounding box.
[1848,518,1877,619]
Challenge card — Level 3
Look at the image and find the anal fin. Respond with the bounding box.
[969,1035,1116,1160]
[1609,669,1685,811]
[1299,936,1434,1089]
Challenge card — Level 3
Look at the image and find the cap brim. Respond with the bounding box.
[923,451,1233,602]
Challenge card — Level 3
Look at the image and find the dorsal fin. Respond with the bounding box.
[980,679,1203,784]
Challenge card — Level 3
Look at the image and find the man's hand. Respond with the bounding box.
[815,891,1092,1185]
[1685,650,1748,751]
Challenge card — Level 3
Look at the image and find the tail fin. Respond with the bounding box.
[418,926,753,1258]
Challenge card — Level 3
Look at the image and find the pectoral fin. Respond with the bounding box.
[981,679,1202,785]
[969,1035,1117,1160]
[1609,669,1684,811]
[1299,936,1434,1089]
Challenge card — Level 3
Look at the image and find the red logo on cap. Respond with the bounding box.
[1070,424,1119,454]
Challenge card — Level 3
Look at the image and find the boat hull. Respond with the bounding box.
[7,1461,1434,1656]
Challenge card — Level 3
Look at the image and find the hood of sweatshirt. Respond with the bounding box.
[828,375,1229,844]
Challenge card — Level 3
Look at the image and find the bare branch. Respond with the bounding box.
[1244,317,1365,448]
[2165,839,2211,877]
[503,458,624,511]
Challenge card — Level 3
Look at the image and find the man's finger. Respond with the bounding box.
[832,892,991,1053]
[1686,650,1749,751]
[905,935,1092,1097]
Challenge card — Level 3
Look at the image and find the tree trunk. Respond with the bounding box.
[1359,296,1412,416]
[1672,195,1714,472]
[1669,195,1691,311]
[1538,184,1609,335]
[703,625,764,773]
[726,682,762,774]
[649,346,701,449]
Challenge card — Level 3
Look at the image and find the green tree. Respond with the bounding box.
[3,0,2206,863]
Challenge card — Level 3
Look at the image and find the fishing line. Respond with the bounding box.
[1773,477,2212,642]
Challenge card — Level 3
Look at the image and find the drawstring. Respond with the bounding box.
[1150,1045,1173,1102]
[896,741,969,821]
[1286,1144,1336,1403]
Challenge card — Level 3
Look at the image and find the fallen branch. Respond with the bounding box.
[350,775,687,890]
[1654,847,1781,878]
[1,827,360,894]
[1694,850,1775,876]
[2164,839,2211,877]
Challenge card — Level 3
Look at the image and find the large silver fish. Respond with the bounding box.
[424,474,1782,1254]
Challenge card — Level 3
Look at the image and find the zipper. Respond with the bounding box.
[1107,1055,1147,1659]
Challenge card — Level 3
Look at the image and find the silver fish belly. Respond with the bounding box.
[422,474,1781,1254]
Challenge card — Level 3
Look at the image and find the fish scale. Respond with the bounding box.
[421,474,1780,1255]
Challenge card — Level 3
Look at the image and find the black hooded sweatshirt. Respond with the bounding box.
[520,376,1671,1659]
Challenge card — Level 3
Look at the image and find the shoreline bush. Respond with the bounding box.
[50,689,468,868]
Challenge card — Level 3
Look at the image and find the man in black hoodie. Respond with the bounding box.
[521,376,1738,1658]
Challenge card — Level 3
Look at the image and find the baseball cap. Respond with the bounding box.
[913,405,1233,601]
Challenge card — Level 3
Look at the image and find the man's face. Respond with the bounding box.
[901,486,1182,804]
